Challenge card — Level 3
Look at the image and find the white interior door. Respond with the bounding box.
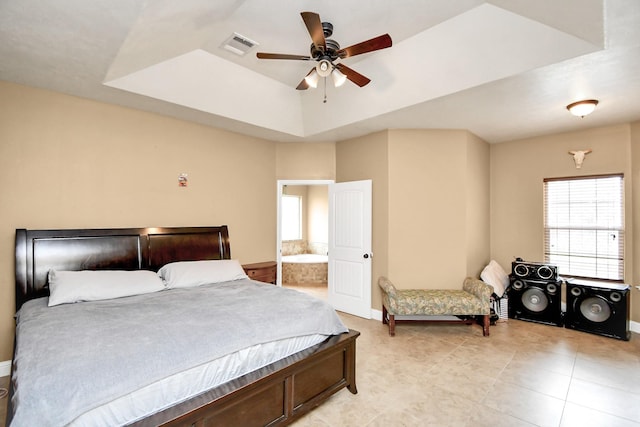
[328,180,372,319]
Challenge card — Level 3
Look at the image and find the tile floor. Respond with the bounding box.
[286,284,640,427]
[1,284,639,427]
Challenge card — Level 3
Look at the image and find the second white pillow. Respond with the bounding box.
[158,259,248,289]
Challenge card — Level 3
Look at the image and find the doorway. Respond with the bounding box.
[277,180,333,300]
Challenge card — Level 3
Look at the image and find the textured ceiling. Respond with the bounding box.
[1,0,639,143]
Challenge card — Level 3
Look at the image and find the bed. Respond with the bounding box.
[7,225,359,426]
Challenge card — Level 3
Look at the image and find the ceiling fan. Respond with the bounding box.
[256,11,392,90]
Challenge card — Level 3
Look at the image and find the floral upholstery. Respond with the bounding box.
[378,276,492,316]
[378,276,493,336]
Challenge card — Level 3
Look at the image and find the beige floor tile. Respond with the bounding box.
[482,380,566,427]
[560,402,640,427]
[365,411,423,427]
[572,356,640,394]
[400,386,478,426]
[422,361,498,403]
[507,349,576,376]
[567,378,640,423]
[498,366,572,400]
[465,404,538,427]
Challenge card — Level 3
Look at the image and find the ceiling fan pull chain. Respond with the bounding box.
[323,77,327,103]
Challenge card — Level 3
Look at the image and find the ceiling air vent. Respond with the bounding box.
[222,32,258,56]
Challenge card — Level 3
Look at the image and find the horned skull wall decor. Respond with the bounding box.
[568,149,592,169]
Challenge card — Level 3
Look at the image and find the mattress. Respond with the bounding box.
[10,279,347,426]
[72,333,328,426]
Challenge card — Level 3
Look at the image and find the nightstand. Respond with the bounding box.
[242,261,277,284]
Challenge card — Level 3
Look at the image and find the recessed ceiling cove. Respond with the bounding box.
[104,1,602,138]
[5,0,631,144]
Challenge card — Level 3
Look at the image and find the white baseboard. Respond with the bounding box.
[0,360,11,377]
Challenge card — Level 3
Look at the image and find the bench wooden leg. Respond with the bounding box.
[482,314,490,336]
[382,305,396,336]
[388,314,396,336]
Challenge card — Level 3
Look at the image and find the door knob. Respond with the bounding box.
[363,253,369,259]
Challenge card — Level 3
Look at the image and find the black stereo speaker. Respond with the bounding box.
[507,277,563,326]
[564,281,630,341]
[511,261,558,281]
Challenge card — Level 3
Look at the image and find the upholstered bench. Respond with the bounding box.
[378,276,493,336]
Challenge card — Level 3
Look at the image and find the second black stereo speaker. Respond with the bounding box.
[508,277,563,326]
[564,281,631,341]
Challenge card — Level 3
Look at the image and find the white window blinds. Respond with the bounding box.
[544,174,624,280]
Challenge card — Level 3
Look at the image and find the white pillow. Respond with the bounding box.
[48,270,165,307]
[480,260,509,297]
[157,260,248,289]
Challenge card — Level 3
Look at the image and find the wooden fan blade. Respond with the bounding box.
[301,11,326,52]
[335,63,370,87]
[296,79,309,90]
[336,34,392,59]
[256,52,312,60]
[296,68,316,90]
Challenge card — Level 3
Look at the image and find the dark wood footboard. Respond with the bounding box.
[134,329,359,427]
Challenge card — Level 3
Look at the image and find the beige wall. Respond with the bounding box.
[466,132,492,278]
[0,81,278,360]
[387,129,490,289]
[276,142,335,180]
[490,124,636,321]
[387,130,466,289]
[307,185,328,245]
[633,121,640,294]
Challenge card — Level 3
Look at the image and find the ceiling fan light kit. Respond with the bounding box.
[332,68,347,87]
[316,59,332,77]
[256,11,392,96]
[566,99,599,118]
[304,70,319,88]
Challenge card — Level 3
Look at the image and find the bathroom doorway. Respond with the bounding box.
[277,180,333,299]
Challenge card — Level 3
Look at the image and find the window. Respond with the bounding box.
[544,174,624,281]
[281,195,302,240]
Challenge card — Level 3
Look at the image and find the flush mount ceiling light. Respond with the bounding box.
[566,99,599,118]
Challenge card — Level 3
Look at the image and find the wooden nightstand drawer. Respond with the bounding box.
[242,261,277,284]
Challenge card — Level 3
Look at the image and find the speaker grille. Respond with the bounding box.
[511,261,558,281]
[522,287,549,313]
[579,296,612,323]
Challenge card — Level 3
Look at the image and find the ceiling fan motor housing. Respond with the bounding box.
[310,38,340,60]
[322,21,333,37]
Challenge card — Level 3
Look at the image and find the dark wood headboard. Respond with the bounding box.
[14,226,231,311]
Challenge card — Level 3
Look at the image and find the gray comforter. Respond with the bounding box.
[10,279,348,426]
